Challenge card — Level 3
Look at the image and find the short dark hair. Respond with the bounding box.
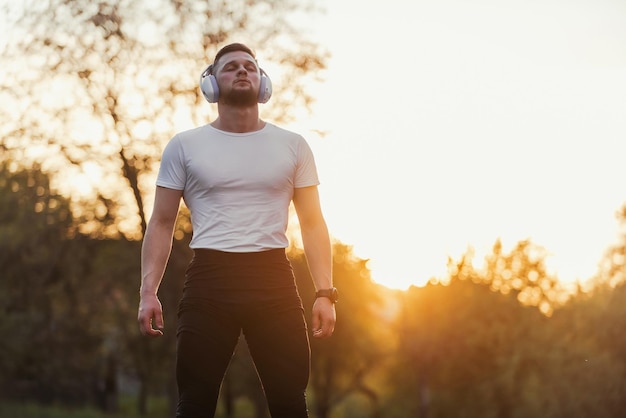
[213,43,256,67]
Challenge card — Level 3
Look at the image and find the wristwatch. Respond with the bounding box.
[315,287,339,303]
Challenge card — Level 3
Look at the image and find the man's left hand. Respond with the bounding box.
[311,297,336,338]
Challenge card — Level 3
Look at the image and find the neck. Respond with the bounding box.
[211,105,264,133]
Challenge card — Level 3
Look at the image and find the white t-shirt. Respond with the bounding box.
[156,123,320,252]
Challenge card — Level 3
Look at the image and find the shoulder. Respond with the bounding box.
[175,124,214,142]
[263,123,310,152]
[264,123,304,140]
[163,125,222,155]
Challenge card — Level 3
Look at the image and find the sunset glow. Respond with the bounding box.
[286,0,626,290]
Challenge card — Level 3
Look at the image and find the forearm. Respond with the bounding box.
[140,221,175,297]
[300,219,332,291]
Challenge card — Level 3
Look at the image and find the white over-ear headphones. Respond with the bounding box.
[199,64,272,104]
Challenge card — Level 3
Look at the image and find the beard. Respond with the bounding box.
[221,87,258,107]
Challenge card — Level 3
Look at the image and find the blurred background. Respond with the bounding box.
[1,0,625,417]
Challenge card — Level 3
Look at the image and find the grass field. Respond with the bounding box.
[0,394,369,418]
[0,395,267,418]
[0,395,169,418]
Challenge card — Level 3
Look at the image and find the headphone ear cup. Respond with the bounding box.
[199,65,219,103]
[258,69,272,103]
[200,73,219,103]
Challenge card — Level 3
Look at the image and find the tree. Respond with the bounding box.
[480,239,566,316]
[389,242,569,418]
[591,282,626,414]
[0,163,103,405]
[596,203,626,287]
[391,277,540,417]
[0,0,328,240]
[569,201,626,416]
[389,237,626,418]
[291,242,391,418]
[1,0,327,413]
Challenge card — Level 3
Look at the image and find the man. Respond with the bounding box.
[137,42,336,418]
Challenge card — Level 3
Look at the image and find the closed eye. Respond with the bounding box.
[221,61,258,73]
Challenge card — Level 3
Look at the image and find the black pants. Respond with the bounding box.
[175,248,310,418]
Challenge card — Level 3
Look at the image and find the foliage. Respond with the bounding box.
[0,0,327,414]
[386,239,626,418]
[0,0,328,239]
[459,239,566,316]
[596,203,626,287]
[291,242,392,418]
[0,162,103,405]
[1,164,626,416]
[0,395,169,418]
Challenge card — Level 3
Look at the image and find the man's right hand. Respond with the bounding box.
[138,294,164,337]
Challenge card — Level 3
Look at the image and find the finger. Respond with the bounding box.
[139,318,151,336]
[311,311,321,336]
[147,325,164,337]
[142,319,164,337]
[313,317,334,339]
[313,328,330,339]
[154,310,164,331]
[139,311,163,337]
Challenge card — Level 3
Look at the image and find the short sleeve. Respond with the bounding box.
[294,137,320,188]
[156,135,186,190]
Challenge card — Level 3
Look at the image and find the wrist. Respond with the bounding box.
[140,288,158,298]
[315,287,338,304]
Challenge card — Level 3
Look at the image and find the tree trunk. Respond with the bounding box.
[103,354,119,413]
[356,384,380,418]
[118,148,147,235]
[418,379,430,418]
[138,378,148,416]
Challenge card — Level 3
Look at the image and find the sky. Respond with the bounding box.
[284,0,626,290]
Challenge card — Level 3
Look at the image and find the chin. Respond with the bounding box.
[223,92,258,107]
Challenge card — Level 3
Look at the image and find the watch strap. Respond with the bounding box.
[315,287,338,303]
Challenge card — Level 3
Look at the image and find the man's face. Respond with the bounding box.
[214,51,260,106]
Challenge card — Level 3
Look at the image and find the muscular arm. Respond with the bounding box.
[293,185,335,338]
[138,186,183,337]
